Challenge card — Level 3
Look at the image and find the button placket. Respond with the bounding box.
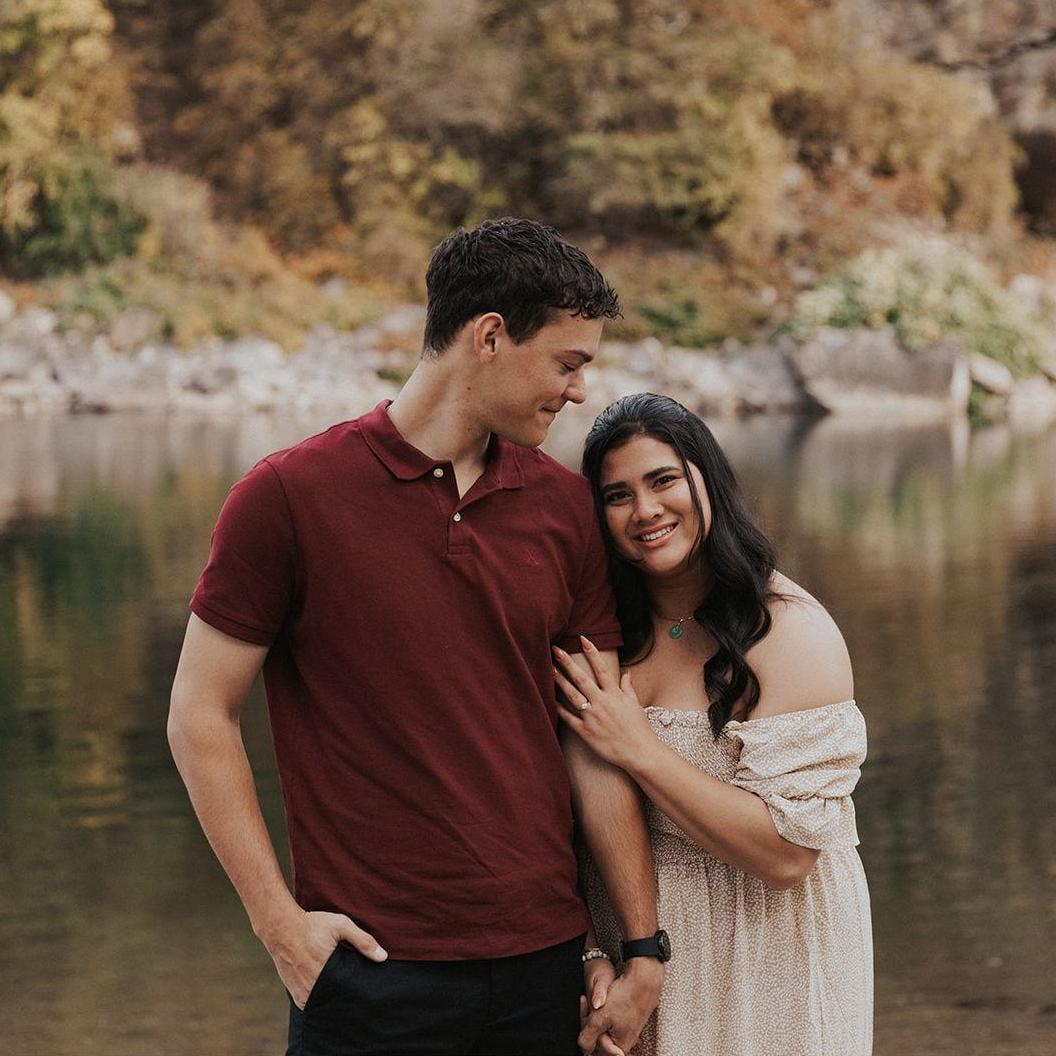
[446,504,472,556]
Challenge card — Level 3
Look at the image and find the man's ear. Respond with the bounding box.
[472,312,505,363]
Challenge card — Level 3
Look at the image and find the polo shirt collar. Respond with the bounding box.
[360,401,525,489]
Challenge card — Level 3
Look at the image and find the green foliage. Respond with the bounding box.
[967,383,990,425]
[525,6,796,257]
[5,0,1040,347]
[50,250,380,350]
[3,151,145,275]
[98,0,1024,283]
[637,295,725,349]
[597,247,772,347]
[789,236,1047,375]
[773,20,1020,234]
[0,0,140,275]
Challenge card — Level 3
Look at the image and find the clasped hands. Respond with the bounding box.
[581,953,663,1056]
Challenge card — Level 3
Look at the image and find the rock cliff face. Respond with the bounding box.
[839,0,1056,226]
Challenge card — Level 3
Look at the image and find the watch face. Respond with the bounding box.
[657,929,672,962]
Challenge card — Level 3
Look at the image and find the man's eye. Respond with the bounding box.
[561,363,577,374]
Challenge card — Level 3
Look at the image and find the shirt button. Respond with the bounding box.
[433,467,444,478]
[452,512,462,522]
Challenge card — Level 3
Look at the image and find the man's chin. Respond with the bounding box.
[497,420,552,448]
[507,429,548,449]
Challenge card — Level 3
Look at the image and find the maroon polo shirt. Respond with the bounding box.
[190,401,622,960]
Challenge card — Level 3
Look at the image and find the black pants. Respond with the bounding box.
[285,933,585,1056]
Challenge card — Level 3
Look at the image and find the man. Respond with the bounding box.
[169,218,663,1055]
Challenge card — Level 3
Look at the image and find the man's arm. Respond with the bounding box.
[561,648,662,1055]
[168,614,386,1008]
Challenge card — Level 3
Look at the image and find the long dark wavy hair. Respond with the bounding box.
[582,393,781,737]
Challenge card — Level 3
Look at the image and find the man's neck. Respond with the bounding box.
[387,359,491,484]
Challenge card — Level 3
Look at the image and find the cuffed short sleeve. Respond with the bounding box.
[724,700,866,850]
[553,496,622,653]
[189,458,298,646]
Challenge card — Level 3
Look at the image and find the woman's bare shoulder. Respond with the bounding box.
[746,571,854,718]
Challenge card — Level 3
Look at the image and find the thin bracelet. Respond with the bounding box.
[582,947,611,964]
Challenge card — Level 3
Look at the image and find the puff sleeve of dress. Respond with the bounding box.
[724,699,866,851]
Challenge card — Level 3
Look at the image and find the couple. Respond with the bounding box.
[169,218,872,1056]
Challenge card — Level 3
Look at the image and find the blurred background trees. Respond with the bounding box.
[2,0,1055,348]
[0,0,141,274]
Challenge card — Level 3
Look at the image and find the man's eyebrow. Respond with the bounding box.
[601,466,681,491]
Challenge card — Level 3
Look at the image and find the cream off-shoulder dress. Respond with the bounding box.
[585,699,873,1056]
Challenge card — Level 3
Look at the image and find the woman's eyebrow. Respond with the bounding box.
[601,466,681,491]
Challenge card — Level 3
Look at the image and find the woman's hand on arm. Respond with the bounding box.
[552,637,663,773]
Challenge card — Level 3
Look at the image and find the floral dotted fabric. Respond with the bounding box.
[585,700,873,1056]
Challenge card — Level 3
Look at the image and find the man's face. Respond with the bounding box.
[484,311,604,447]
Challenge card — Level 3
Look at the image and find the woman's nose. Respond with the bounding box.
[633,493,663,520]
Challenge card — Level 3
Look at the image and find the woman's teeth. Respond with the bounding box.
[641,525,675,542]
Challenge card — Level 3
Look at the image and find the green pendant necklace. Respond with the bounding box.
[656,611,693,639]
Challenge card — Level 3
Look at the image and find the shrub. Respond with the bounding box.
[0,0,140,275]
[788,235,1047,374]
[32,161,377,347]
[1,151,145,276]
[595,246,773,347]
[773,22,1020,235]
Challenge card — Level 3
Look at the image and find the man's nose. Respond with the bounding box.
[564,371,587,405]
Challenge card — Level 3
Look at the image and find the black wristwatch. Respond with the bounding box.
[620,929,672,964]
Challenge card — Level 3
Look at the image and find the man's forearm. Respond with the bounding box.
[565,730,663,1053]
[168,712,299,943]
[564,731,657,938]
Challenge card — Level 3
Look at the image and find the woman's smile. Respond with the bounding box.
[635,522,678,547]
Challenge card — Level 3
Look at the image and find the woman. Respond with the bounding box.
[553,393,872,1056]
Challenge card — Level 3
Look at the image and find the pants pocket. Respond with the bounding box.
[302,944,344,1016]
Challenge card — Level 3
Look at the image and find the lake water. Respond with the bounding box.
[1,407,1054,1056]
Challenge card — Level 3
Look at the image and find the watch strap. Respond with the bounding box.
[620,929,671,962]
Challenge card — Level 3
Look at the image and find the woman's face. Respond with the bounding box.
[599,434,712,579]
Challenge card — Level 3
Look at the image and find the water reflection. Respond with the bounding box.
[1,410,1054,1055]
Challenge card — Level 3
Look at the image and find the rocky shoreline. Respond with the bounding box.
[2,298,1055,428]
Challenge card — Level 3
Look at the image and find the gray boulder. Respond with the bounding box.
[0,307,58,355]
[786,326,969,418]
[725,345,810,414]
[968,353,1015,396]
[69,357,170,413]
[108,308,164,353]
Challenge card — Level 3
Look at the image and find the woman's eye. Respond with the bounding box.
[603,491,631,504]
[655,474,678,487]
